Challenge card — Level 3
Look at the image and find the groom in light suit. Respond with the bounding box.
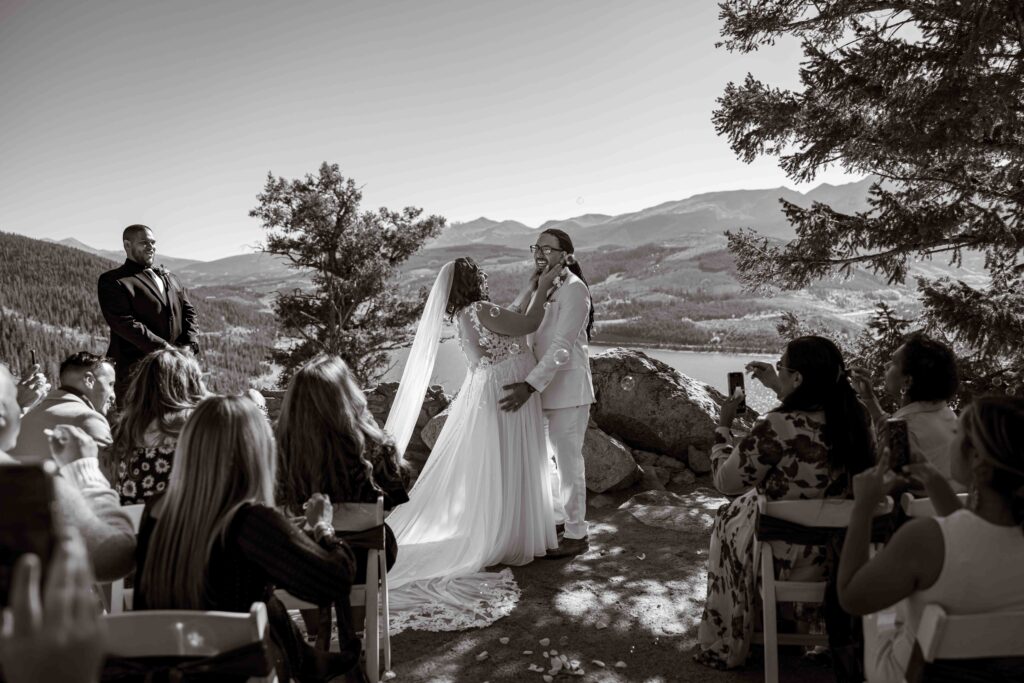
[501,229,595,558]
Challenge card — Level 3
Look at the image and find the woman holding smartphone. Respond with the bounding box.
[695,335,874,670]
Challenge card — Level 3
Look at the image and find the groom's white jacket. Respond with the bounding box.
[524,272,596,411]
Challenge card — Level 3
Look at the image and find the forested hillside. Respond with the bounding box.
[0,232,274,393]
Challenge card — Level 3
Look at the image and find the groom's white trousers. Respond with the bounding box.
[544,404,590,540]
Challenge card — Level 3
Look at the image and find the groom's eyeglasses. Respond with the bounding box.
[530,245,564,256]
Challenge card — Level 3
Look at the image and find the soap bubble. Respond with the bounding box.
[510,343,520,354]
[489,305,501,318]
[553,349,570,366]
[620,375,637,392]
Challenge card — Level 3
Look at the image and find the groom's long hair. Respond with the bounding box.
[540,228,595,340]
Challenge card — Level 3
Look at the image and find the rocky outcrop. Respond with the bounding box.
[365,383,450,465]
[583,427,641,493]
[421,405,449,450]
[590,347,754,466]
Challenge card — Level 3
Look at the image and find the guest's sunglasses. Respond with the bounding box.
[530,245,564,256]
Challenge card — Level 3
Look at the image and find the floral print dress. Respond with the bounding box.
[116,423,180,505]
[695,409,850,669]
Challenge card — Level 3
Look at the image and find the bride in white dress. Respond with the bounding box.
[382,256,564,632]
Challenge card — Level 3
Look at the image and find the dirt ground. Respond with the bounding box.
[387,480,835,683]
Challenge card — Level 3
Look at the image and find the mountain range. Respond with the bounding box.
[427,176,878,249]
[35,176,988,356]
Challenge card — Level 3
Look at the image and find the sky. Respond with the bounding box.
[0,0,858,261]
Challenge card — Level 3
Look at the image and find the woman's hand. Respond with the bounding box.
[0,530,106,683]
[304,493,333,528]
[852,463,904,508]
[47,425,98,467]
[848,367,876,402]
[528,266,542,291]
[745,361,781,395]
[719,388,744,429]
[16,364,49,412]
[537,260,565,292]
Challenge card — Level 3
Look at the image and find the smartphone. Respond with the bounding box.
[727,371,747,415]
[886,418,911,471]
[0,460,59,607]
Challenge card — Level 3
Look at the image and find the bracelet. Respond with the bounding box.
[312,521,335,543]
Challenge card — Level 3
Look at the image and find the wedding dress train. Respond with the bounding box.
[385,302,557,633]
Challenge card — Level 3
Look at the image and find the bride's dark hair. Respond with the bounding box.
[446,257,489,319]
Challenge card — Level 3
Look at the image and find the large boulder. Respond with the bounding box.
[590,347,754,465]
[365,382,450,465]
[583,427,641,493]
[421,405,449,450]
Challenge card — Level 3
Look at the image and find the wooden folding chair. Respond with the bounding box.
[901,604,1024,682]
[103,502,146,614]
[899,492,969,518]
[276,496,391,683]
[754,495,893,683]
[102,601,276,682]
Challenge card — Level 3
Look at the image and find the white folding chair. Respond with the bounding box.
[102,601,276,682]
[899,492,970,518]
[276,496,391,683]
[754,495,894,683]
[103,502,146,614]
[902,604,1024,682]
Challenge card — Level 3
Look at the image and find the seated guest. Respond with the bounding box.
[851,332,961,484]
[0,364,135,582]
[112,348,206,504]
[134,396,361,682]
[695,335,874,669]
[10,352,116,467]
[276,355,410,575]
[839,396,1024,682]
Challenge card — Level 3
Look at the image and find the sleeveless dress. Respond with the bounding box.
[865,510,1024,682]
[385,302,558,633]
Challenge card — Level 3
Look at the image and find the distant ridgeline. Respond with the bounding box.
[0,231,275,393]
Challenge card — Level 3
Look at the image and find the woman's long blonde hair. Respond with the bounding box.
[276,355,389,510]
[138,395,276,609]
[111,348,206,466]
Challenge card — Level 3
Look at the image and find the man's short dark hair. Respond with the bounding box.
[59,352,113,381]
[902,332,959,403]
[122,224,151,241]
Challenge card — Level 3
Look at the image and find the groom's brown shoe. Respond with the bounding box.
[544,534,589,559]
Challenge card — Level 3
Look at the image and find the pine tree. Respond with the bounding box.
[250,163,445,385]
[715,1,1024,397]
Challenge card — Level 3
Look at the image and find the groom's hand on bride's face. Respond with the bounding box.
[500,382,532,412]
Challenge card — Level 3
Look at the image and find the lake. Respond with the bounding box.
[383,341,779,413]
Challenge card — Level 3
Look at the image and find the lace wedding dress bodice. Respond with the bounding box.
[457,303,529,369]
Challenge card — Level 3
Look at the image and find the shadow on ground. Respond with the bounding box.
[388,481,836,682]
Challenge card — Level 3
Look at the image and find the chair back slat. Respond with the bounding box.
[899,493,970,518]
[332,498,384,532]
[103,602,267,657]
[918,604,1024,662]
[122,502,146,532]
[759,496,893,527]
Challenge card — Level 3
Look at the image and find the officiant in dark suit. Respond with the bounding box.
[98,224,199,404]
